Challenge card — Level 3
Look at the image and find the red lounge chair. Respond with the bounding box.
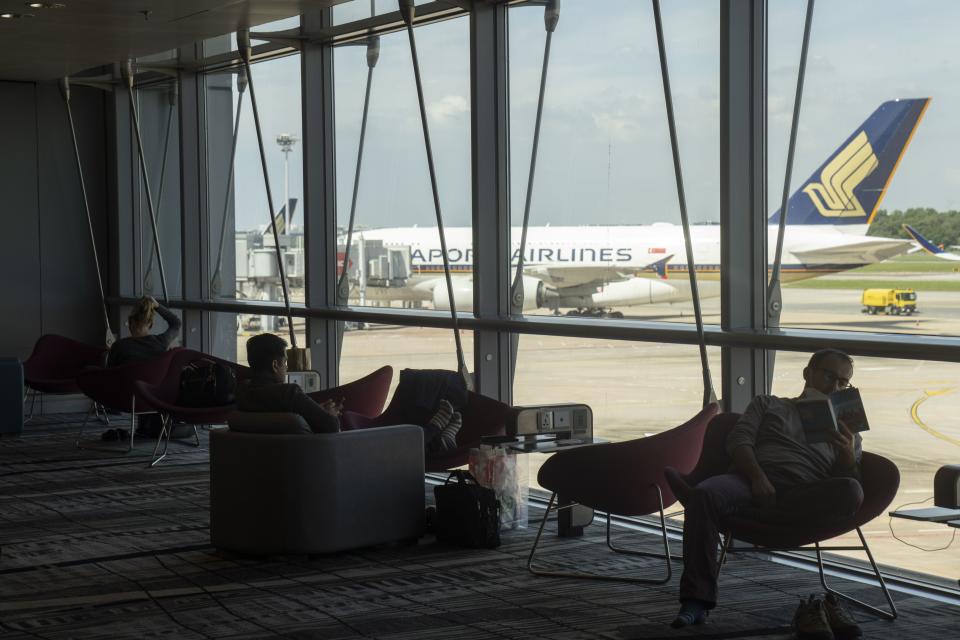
[75,349,182,452]
[527,403,719,584]
[674,412,899,619]
[22,334,106,420]
[135,349,252,466]
[307,365,393,418]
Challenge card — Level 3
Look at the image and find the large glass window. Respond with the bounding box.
[135,72,182,300]
[204,51,304,304]
[770,351,960,584]
[333,16,472,311]
[770,0,960,338]
[508,0,720,324]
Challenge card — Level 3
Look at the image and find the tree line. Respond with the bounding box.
[867,208,960,249]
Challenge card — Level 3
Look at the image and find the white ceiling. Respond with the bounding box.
[0,0,347,81]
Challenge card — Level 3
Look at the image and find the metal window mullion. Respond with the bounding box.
[303,7,339,390]
[470,0,512,402]
[179,44,204,350]
[720,0,767,411]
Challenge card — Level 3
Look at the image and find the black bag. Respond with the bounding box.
[177,358,237,407]
[433,471,501,549]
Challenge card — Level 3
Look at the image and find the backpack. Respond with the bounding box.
[177,358,237,407]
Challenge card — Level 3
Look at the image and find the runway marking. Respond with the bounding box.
[910,388,960,448]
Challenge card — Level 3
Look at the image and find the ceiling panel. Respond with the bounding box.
[0,0,348,81]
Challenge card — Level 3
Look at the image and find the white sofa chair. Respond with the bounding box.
[210,413,425,555]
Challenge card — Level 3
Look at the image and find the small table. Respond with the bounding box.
[499,435,607,537]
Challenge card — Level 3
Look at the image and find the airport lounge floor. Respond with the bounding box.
[1,416,957,639]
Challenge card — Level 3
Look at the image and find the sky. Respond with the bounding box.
[228,0,960,232]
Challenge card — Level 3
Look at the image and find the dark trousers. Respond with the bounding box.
[678,473,864,607]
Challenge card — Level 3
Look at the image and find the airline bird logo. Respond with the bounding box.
[802,131,878,218]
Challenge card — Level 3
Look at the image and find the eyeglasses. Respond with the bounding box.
[816,367,851,389]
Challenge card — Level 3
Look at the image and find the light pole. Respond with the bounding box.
[275,133,299,231]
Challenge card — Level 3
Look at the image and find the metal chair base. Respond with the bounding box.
[719,527,897,620]
[75,397,140,454]
[149,415,200,467]
[528,486,673,584]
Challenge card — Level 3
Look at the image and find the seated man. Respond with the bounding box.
[666,349,864,636]
[236,333,340,434]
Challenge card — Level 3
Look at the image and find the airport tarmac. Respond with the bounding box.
[241,284,960,584]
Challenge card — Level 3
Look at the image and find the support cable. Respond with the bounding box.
[510,0,558,315]
[399,0,470,387]
[210,67,248,296]
[508,0,560,386]
[144,82,178,293]
[239,30,298,349]
[651,0,717,407]
[766,0,814,390]
[124,60,170,304]
[60,78,116,348]
[336,30,380,359]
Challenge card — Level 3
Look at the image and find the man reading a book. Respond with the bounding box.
[666,349,863,629]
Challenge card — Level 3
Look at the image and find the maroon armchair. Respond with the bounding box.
[677,412,899,619]
[308,365,393,418]
[528,403,719,583]
[23,334,107,420]
[345,382,516,472]
[75,348,182,452]
[135,349,252,466]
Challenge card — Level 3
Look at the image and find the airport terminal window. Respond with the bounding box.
[769,351,960,584]
[332,0,436,26]
[507,0,720,325]
[339,324,475,400]
[515,339,721,492]
[332,16,471,312]
[136,82,183,300]
[209,311,298,367]
[203,52,304,304]
[769,0,960,338]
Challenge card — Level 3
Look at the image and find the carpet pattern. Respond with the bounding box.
[0,415,957,639]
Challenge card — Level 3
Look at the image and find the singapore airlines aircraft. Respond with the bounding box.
[350,98,929,315]
[902,224,960,261]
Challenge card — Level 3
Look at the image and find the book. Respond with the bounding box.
[795,387,870,445]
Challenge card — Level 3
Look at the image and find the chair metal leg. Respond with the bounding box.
[75,402,96,448]
[23,389,38,424]
[150,414,172,467]
[816,527,897,620]
[528,489,673,584]
[95,403,110,426]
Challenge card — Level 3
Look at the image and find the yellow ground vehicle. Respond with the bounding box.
[861,289,917,315]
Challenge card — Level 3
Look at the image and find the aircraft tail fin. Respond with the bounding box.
[768,98,929,227]
[646,254,673,280]
[903,224,945,255]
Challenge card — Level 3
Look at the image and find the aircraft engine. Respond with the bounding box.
[431,279,475,311]
[590,277,682,307]
[518,275,558,311]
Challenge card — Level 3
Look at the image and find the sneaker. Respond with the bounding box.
[793,594,834,640]
[822,593,862,639]
[670,599,708,628]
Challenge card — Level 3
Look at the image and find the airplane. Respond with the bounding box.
[347,98,930,316]
[902,224,960,261]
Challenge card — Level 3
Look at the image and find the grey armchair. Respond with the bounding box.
[210,413,425,555]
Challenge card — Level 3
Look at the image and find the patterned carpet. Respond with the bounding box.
[0,415,957,639]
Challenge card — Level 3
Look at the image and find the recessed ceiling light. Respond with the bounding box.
[26,2,64,8]
[1,12,30,18]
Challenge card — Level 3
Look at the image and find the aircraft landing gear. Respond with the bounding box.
[565,308,624,319]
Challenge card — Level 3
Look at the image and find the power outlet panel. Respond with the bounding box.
[513,404,593,437]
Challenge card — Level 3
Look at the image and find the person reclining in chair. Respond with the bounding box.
[665,349,864,633]
[236,333,341,434]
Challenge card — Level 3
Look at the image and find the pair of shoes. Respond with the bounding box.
[793,593,862,640]
[99,428,131,442]
[670,599,708,628]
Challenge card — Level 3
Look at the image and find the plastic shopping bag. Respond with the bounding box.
[469,445,528,530]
